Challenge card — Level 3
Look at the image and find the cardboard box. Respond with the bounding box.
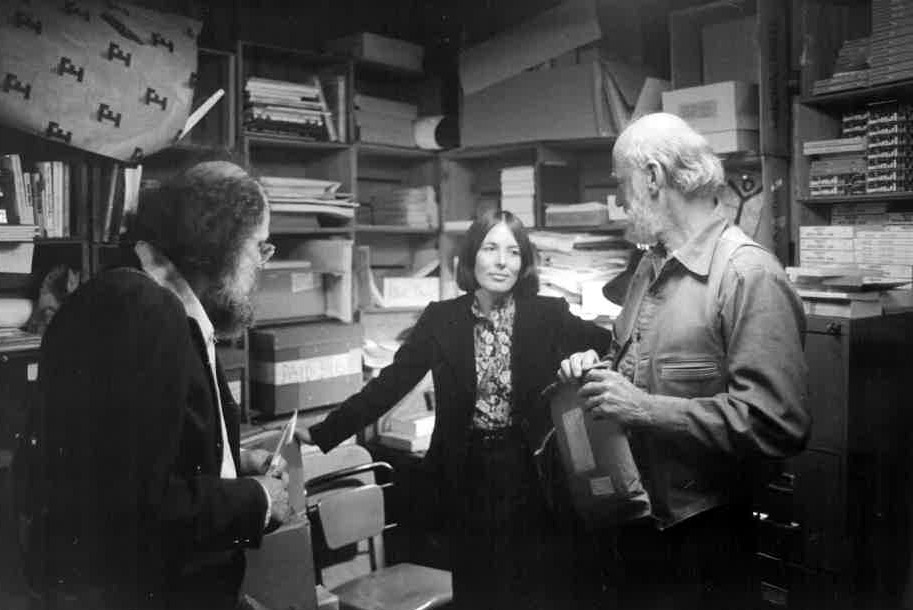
[249,322,364,416]
[461,61,614,148]
[253,261,323,322]
[458,0,601,95]
[326,32,423,73]
[701,16,757,85]
[240,430,317,610]
[704,129,760,154]
[661,81,759,133]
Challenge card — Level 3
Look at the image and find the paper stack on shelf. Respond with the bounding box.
[530,230,632,320]
[260,176,357,226]
[787,264,912,318]
[500,166,535,226]
[244,76,338,141]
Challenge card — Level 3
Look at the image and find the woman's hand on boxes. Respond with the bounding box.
[578,367,653,430]
[557,349,601,383]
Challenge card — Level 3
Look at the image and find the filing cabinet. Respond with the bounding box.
[753,312,913,609]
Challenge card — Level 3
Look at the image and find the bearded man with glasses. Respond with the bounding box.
[20,160,292,610]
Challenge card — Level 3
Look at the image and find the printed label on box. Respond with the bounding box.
[562,407,596,473]
[589,475,616,497]
[252,348,362,386]
[291,271,318,293]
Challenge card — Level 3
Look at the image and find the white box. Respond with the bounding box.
[704,129,759,154]
[662,81,759,132]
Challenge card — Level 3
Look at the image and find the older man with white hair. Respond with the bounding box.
[560,112,810,610]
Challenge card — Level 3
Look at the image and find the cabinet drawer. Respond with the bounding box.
[756,517,803,564]
[787,449,848,573]
[756,554,850,610]
[0,349,40,452]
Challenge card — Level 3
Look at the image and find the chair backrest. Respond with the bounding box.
[317,484,386,550]
[305,456,395,588]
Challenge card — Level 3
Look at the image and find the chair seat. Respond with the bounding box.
[331,562,453,610]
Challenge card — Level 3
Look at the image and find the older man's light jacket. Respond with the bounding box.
[609,212,810,529]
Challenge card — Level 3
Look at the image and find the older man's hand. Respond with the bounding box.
[557,349,602,383]
[578,367,653,429]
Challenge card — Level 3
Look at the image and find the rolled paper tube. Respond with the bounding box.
[414,115,459,150]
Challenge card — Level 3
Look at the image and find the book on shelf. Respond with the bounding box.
[0,224,40,241]
[803,137,867,156]
[244,75,339,142]
[0,153,33,226]
[802,298,883,319]
[0,327,41,350]
[270,202,356,219]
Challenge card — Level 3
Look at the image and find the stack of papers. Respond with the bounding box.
[260,176,358,221]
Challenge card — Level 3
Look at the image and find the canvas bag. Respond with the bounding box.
[0,0,201,162]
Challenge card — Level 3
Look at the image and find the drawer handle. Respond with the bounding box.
[825,322,842,335]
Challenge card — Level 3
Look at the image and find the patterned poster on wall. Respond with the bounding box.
[0,0,201,162]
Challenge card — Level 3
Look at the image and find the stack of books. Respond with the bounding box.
[0,224,40,241]
[811,37,871,95]
[259,176,357,228]
[799,224,913,285]
[379,411,435,453]
[244,76,338,141]
[500,166,535,226]
[869,0,913,85]
[804,135,868,197]
[360,185,437,228]
[353,93,417,148]
[787,265,911,318]
[866,101,913,193]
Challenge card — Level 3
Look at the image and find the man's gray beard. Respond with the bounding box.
[200,284,255,340]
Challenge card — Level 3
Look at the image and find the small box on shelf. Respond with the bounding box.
[662,81,760,154]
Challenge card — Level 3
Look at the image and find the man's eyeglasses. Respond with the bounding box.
[257,241,276,264]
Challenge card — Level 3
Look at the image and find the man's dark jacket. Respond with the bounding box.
[22,265,267,609]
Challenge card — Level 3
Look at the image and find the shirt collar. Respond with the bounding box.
[471,293,515,323]
[134,240,216,345]
[667,208,731,278]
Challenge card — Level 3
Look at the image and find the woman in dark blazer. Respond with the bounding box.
[304,210,613,609]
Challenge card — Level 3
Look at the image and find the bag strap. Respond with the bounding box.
[706,224,759,322]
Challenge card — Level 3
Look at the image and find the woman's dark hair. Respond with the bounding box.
[456,209,539,297]
[130,160,266,284]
